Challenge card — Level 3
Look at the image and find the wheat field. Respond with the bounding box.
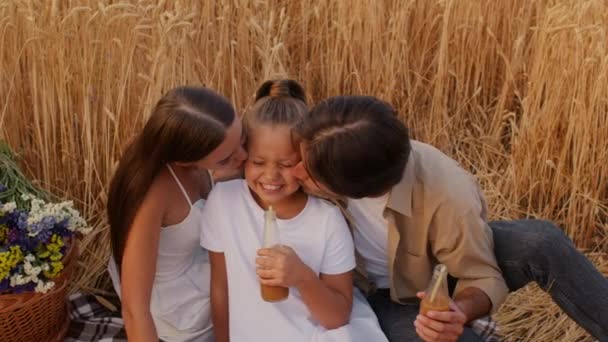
[0,0,606,340]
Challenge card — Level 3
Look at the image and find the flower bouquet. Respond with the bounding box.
[0,193,92,294]
[0,142,92,341]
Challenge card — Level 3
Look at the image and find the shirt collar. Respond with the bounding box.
[386,151,414,217]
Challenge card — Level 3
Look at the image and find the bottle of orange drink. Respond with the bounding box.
[260,206,289,302]
[419,264,450,315]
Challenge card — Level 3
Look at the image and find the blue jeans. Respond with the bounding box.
[491,220,608,341]
[367,219,608,342]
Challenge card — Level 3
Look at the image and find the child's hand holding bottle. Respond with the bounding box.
[256,206,314,302]
[256,245,315,290]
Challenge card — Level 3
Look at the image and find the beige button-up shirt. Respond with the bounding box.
[350,140,508,312]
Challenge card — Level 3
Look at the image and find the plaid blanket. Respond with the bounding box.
[65,293,126,342]
[65,292,499,341]
[471,316,500,342]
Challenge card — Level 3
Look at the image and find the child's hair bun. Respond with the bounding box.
[255,79,306,104]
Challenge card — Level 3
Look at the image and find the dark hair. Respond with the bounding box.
[243,79,307,130]
[294,96,410,198]
[107,86,235,269]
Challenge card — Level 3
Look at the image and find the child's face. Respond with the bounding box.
[245,124,301,208]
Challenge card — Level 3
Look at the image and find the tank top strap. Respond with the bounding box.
[166,164,193,207]
[207,170,215,188]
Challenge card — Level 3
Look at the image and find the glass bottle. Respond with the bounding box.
[419,264,450,315]
[260,206,289,302]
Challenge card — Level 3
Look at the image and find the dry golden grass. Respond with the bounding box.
[0,0,606,340]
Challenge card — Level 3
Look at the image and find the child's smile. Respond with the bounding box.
[260,183,284,192]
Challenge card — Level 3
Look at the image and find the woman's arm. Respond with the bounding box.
[209,251,229,342]
[120,182,165,342]
[256,246,353,329]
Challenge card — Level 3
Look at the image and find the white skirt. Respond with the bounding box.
[107,252,214,342]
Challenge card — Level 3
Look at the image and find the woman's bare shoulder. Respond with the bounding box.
[139,167,175,216]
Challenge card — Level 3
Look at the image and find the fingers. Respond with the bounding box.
[416,314,463,338]
[427,310,466,325]
[417,315,447,333]
[256,266,288,286]
[416,291,426,299]
[257,247,282,257]
[258,276,283,286]
[256,246,302,288]
[258,245,294,255]
[415,305,466,342]
[256,267,277,279]
[256,246,286,269]
[415,323,456,342]
[255,256,275,269]
[256,257,282,282]
[256,253,285,284]
[256,267,284,286]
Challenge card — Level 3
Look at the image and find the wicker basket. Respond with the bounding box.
[0,241,77,342]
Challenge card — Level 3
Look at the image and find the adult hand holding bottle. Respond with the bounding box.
[414,291,467,342]
[414,264,467,342]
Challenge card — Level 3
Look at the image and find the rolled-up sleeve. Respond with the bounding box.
[431,203,509,313]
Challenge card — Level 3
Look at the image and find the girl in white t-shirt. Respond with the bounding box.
[200,79,387,342]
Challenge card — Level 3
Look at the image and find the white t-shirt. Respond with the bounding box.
[346,194,390,289]
[200,180,361,341]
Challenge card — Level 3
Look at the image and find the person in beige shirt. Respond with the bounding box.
[291,95,608,342]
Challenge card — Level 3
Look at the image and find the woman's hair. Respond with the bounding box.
[107,86,235,269]
[243,79,307,130]
[294,96,411,198]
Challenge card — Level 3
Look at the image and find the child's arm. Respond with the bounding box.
[256,246,353,329]
[209,251,229,342]
[300,270,354,329]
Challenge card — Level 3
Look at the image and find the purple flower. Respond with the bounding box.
[0,278,9,292]
[7,229,36,252]
[29,216,57,242]
[13,282,36,294]
[42,216,56,227]
[24,239,38,252]
[0,184,6,193]
[13,264,23,275]
[1,210,28,230]
[36,229,53,244]
[16,212,28,231]
[7,228,19,244]
[52,219,72,239]
[29,223,44,235]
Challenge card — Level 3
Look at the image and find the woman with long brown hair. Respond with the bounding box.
[106,86,246,342]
